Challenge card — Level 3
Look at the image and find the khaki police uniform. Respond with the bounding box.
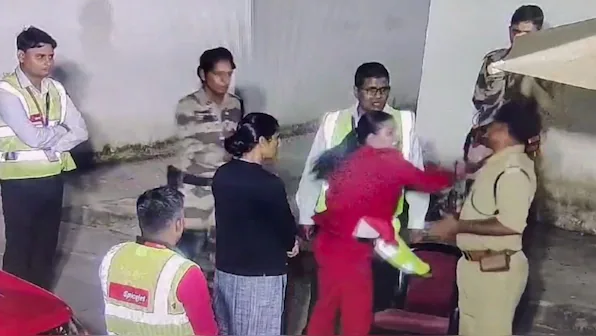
[456,144,537,336]
[175,88,243,231]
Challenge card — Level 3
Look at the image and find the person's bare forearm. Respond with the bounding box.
[457,217,519,236]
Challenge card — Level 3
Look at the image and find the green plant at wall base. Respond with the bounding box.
[94,137,180,164]
[92,98,418,164]
[93,119,321,164]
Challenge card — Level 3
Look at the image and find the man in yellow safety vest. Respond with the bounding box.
[295,62,431,312]
[99,186,218,336]
[0,27,88,289]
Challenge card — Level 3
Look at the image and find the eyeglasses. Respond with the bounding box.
[361,86,391,96]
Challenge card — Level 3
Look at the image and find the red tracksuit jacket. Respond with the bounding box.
[312,146,452,267]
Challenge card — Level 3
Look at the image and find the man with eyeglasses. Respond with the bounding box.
[295,62,430,315]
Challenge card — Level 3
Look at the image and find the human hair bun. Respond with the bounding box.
[224,125,255,157]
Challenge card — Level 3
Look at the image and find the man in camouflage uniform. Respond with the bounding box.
[449,4,558,218]
[173,47,244,268]
[463,5,557,175]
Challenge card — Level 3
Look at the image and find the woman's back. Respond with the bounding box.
[212,159,296,276]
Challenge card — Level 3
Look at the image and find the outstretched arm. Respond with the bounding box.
[404,120,431,230]
[386,151,452,194]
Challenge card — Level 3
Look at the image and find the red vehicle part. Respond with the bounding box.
[0,270,88,335]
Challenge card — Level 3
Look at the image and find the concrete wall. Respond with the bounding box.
[417,0,596,164]
[0,0,429,150]
[416,0,596,232]
[243,0,430,125]
[0,0,254,149]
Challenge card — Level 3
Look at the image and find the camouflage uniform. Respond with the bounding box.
[472,48,518,124]
[467,48,558,227]
[472,48,558,127]
[466,48,557,159]
[175,87,244,230]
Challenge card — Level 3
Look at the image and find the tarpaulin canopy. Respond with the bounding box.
[493,18,596,90]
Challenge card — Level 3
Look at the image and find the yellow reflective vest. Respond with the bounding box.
[99,242,197,336]
[355,217,430,276]
[0,72,76,180]
[375,236,430,276]
[315,105,415,239]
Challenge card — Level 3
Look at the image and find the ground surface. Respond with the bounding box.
[1,134,596,335]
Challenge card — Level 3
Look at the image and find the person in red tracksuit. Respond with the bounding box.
[306,111,452,335]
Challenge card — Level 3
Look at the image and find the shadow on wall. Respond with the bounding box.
[389,96,418,113]
[51,0,115,173]
[235,84,267,114]
[77,0,114,157]
[52,61,96,172]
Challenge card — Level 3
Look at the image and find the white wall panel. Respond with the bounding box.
[240,0,430,124]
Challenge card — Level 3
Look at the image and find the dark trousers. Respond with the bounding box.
[372,257,400,311]
[1,175,64,289]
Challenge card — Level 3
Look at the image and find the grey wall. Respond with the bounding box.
[0,0,253,149]
[416,0,596,170]
[240,0,430,124]
[416,0,596,233]
[0,0,429,149]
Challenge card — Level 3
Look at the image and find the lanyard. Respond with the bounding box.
[25,87,50,126]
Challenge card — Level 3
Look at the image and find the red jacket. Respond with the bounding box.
[312,146,452,267]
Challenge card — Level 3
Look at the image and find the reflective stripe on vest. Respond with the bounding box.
[375,236,430,275]
[317,109,342,208]
[315,106,414,223]
[0,119,61,162]
[100,242,195,336]
[0,74,76,179]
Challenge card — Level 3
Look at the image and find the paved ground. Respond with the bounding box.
[1,134,596,335]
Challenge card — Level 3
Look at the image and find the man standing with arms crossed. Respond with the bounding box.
[295,62,430,313]
[0,27,88,289]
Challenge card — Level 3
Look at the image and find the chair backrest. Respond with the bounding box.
[402,243,461,317]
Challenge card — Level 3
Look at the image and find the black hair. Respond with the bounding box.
[16,26,57,51]
[354,62,390,88]
[511,5,544,29]
[136,186,184,235]
[312,110,394,179]
[493,98,542,147]
[197,47,236,80]
[224,112,279,157]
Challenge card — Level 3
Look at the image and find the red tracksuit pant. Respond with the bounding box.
[306,258,373,335]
